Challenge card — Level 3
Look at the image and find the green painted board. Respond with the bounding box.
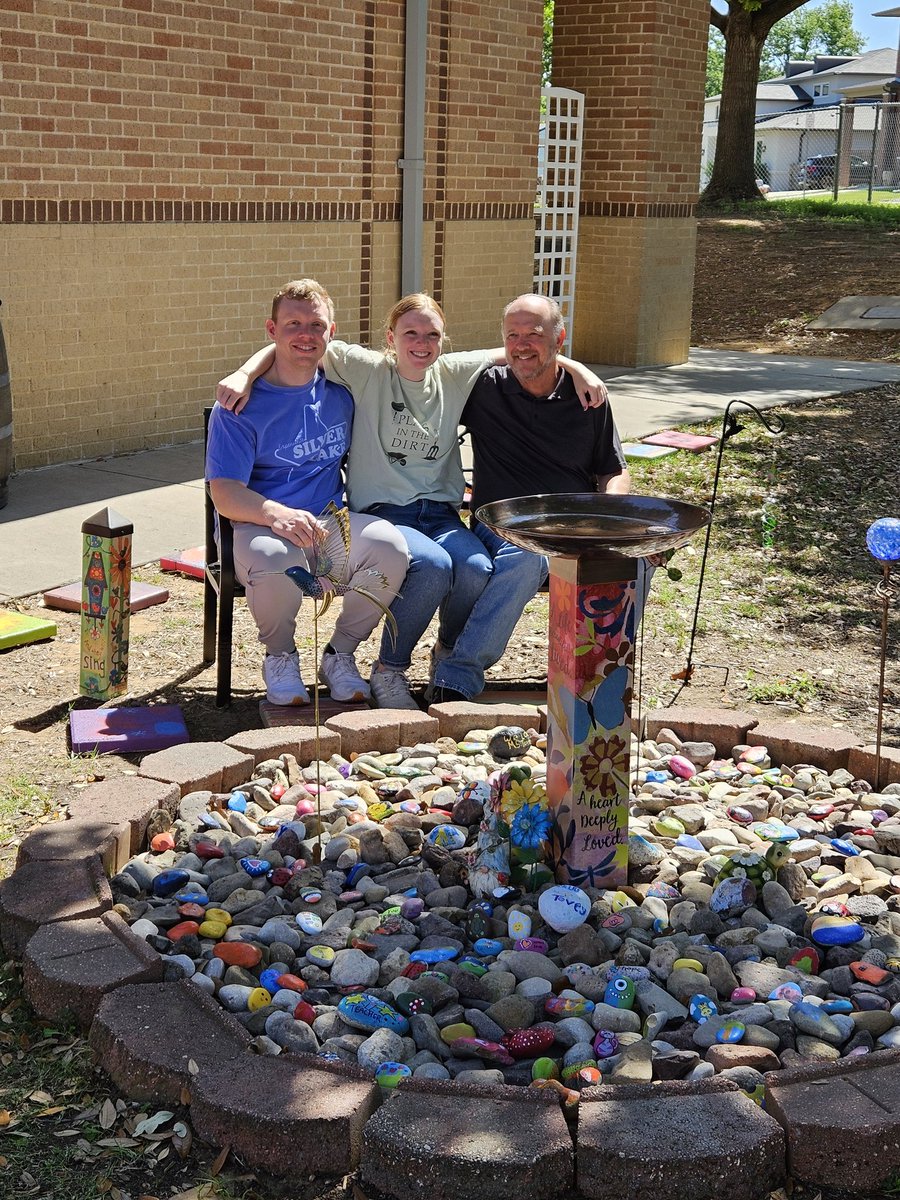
[0,610,57,649]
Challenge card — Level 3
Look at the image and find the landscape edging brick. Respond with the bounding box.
[7,711,900,1197]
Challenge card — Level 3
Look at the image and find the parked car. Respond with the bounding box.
[798,153,870,188]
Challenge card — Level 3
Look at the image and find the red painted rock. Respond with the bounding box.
[293,1000,317,1024]
[194,841,225,860]
[167,920,200,941]
[271,783,286,800]
[178,902,207,920]
[214,942,262,968]
[851,960,890,985]
[276,973,307,993]
[401,961,428,980]
[503,1026,557,1059]
[150,831,176,853]
[269,867,293,887]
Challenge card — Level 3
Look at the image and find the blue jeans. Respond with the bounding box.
[434,522,658,699]
[364,500,492,670]
[433,521,549,699]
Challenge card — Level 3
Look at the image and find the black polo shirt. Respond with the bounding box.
[461,364,626,512]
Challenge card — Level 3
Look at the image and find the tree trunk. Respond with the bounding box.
[702,8,768,203]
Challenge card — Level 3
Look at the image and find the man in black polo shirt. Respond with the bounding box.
[429,293,642,702]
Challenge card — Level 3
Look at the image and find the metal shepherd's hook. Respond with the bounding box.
[672,398,785,698]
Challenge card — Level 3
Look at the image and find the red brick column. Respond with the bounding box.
[553,0,709,366]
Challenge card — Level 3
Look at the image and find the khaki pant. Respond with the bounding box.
[232,512,409,656]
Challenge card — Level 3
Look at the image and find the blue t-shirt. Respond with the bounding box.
[205,373,353,515]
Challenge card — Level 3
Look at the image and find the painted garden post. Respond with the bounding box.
[80,506,132,699]
[546,555,636,889]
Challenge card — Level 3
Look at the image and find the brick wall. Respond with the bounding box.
[553,0,708,365]
[0,0,542,468]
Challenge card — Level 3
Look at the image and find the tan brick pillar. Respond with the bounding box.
[553,0,709,366]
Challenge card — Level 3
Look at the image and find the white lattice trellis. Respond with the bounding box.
[534,86,585,353]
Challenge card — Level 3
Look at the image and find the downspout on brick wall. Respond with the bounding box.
[400,0,427,295]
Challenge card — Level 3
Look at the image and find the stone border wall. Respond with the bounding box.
[4,703,900,1200]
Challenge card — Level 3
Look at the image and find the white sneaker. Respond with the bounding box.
[369,665,420,710]
[262,651,310,706]
[318,649,371,703]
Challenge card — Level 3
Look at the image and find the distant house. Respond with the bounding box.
[702,45,900,191]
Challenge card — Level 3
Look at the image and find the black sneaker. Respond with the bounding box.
[432,685,469,703]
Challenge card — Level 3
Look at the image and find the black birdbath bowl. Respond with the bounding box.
[475,493,710,889]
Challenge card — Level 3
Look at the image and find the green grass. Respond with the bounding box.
[0,964,265,1199]
[626,392,899,714]
[700,194,900,225]
[0,774,55,848]
[744,669,825,706]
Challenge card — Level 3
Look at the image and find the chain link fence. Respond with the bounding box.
[701,100,900,197]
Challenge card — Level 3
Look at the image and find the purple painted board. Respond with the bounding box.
[69,704,189,754]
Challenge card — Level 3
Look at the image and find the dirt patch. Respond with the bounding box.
[692,215,900,360]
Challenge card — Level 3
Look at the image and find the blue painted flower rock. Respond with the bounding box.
[810,915,865,946]
[152,868,190,898]
[487,726,531,761]
[709,875,757,914]
[604,975,635,1009]
[375,1061,412,1088]
[426,824,467,851]
[689,993,718,1024]
[538,884,591,933]
[716,1021,745,1044]
[472,936,508,955]
[338,993,409,1035]
[239,857,271,877]
[713,842,791,890]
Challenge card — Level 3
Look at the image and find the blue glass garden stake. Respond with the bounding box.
[866,518,900,791]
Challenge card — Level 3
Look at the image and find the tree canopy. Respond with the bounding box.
[703,0,865,203]
[762,0,865,75]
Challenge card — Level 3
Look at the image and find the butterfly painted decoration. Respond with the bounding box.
[282,503,399,644]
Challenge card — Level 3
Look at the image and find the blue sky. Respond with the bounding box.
[848,1,900,51]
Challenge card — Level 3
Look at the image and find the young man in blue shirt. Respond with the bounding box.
[205,279,408,706]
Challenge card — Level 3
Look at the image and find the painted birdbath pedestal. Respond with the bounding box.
[476,493,710,890]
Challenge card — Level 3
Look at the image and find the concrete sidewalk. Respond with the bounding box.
[2,347,899,600]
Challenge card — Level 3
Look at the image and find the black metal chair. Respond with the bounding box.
[202,407,245,706]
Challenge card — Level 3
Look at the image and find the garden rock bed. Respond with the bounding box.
[5,704,900,1200]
